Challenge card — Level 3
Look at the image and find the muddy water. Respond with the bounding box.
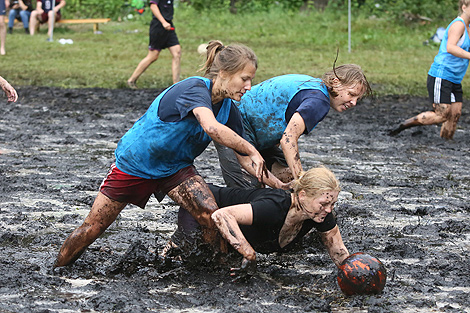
[0,87,469,312]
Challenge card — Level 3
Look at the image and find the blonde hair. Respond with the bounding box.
[322,64,372,98]
[291,166,341,198]
[198,40,258,79]
[459,0,470,14]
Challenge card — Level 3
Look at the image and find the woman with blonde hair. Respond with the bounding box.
[54,40,268,268]
[175,166,350,280]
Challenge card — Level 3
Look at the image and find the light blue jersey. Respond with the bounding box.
[237,74,329,150]
[115,77,232,179]
[429,17,470,84]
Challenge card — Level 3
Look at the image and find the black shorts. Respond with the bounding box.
[149,19,179,51]
[260,146,288,170]
[427,75,463,104]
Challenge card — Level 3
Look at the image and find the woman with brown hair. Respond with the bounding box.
[54,40,268,268]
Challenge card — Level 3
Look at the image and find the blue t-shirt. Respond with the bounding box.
[238,74,330,150]
[428,17,470,84]
[115,77,244,179]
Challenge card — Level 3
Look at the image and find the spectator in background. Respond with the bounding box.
[29,0,66,39]
[127,0,181,89]
[8,0,33,34]
[0,0,9,55]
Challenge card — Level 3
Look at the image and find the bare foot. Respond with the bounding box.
[0,48,5,55]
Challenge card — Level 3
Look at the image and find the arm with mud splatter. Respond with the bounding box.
[193,106,266,182]
[235,153,291,190]
[320,225,349,268]
[0,76,18,102]
[211,204,257,279]
[280,113,305,181]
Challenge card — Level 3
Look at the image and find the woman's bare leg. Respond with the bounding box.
[167,175,226,251]
[54,192,127,267]
[440,102,462,139]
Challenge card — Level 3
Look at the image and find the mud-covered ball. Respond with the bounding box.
[337,252,387,296]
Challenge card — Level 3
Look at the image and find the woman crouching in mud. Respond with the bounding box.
[54,40,268,268]
[174,166,349,280]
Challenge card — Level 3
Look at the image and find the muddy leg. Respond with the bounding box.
[167,175,227,252]
[270,162,294,183]
[440,102,461,140]
[389,103,449,136]
[54,192,127,267]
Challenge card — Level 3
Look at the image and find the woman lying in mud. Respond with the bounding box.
[174,166,350,280]
[54,40,271,268]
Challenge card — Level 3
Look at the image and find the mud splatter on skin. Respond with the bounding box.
[1,89,469,312]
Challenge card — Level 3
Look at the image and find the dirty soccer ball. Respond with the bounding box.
[337,252,387,296]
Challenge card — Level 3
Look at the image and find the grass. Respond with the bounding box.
[0,7,456,96]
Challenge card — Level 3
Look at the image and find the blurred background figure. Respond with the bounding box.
[29,0,66,39]
[8,0,32,34]
[0,0,9,54]
[127,0,181,89]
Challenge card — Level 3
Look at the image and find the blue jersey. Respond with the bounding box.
[115,77,237,179]
[429,17,470,84]
[237,74,330,150]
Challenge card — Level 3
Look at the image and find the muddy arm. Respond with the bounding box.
[235,153,290,190]
[0,76,18,102]
[280,112,305,180]
[193,106,266,181]
[211,204,256,261]
[320,225,349,268]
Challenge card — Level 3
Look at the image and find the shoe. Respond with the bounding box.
[127,80,137,89]
[7,28,12,34]
[25,28,29,34]
[388,124,405,136]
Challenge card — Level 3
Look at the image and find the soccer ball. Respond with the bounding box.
[197,43,208,55]
[337,252,387,296]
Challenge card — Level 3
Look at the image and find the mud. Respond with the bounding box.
[0,87,469,312]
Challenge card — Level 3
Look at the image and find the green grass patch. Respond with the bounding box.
[1,7,456,96]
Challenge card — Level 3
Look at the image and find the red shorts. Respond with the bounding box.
[39,11,62,23]
[99,164,199,208]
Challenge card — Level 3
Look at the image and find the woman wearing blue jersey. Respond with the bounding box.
[54,40,267,268]
[390,0,470,140]
[216,64,371,189]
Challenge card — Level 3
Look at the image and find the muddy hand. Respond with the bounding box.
[230,257,257,282]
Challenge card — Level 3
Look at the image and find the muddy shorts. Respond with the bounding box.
[149,19,179,51]
[99,163,198,208]
[427,75,463,104]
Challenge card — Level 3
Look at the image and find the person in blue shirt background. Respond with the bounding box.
[215,64,371,189]
[390,0,470,140]
[54,40,268,268]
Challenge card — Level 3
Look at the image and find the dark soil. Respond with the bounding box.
[0,86,469,312]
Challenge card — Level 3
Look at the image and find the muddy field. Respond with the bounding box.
[0,86,469,313]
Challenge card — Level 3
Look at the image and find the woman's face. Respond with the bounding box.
[299,189,339,223]
[329,82,365,112]
[219,62,256,101]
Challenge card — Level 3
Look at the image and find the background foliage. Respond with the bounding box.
[61,0,459,22]
[1,1,466,96]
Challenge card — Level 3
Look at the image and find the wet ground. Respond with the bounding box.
[0,86,469,313]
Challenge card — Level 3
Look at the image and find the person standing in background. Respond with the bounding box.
[0,0,10,55]
[127,0,181,89]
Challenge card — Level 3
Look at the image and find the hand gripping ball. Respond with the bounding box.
[337,252,387,296]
